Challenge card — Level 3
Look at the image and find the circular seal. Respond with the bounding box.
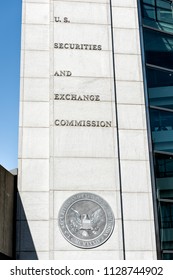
[58,192,115,249]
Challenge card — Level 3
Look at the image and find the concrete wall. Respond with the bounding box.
[0,165,16,259]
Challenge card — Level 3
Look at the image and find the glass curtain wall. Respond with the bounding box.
[140,0,173,259]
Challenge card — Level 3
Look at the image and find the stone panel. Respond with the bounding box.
[22,102,49,127]
[53,127,116,158]
[19,192,49,220]
[25,3,49,24]
[122,193,153,221]
[54,219,122,251]
[22,78,49,101]
[53,158,119,191]
[53,51,113,78]
[53,189,123,251]
[112,6,138,28]
[115,54,142,81]
[22,128,49,158]
[24,51,49,78]
[124,221,156,251]
[19,221,49,251]
[119,130,149,160]
[116,81,145,105]
[53,191,121,220]
[21,159,49,191]
[54,24,111,51]
[24,25,49,50]
[112,0,137,7]
[120,160,152,193]
[114,28,140,54]
[53,101,115,125]
[117,104,146,130]
[53,77,114,102]
[53,1,110,25]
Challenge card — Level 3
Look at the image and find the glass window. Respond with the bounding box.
[154,153,173,199]
[150,109,173,132]
[143,28,173,69]
[162,252,173,259]
[150,109,173,153]
[146,67,173,109]
[155,153,173,178]
[159,201,173,250]
[142,0,155,5]
[157,5,173,25]
[141,1,173,33]
[157,0,172,10]
[141,0,173,261]
[142,4,156,20]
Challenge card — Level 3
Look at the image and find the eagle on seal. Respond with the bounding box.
[71,208,102,232]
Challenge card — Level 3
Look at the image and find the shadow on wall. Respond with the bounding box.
[16,192,38,260]
[16,187,38,260]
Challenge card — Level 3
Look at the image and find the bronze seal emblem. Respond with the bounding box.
[58,192,115,249]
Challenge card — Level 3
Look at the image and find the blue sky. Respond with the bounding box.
[0,1,22,170]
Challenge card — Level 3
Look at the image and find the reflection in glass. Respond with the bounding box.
[142,4,156,20]
[159,201,173,250]
[143,28,173,69]
[141,0,173,32]
[162,252,173,259]
[154,153,173,199]
[142,0,155,5]
[150,109,173,131]
[146,67,173,109]
[157,0,173,25]
[141,0,173,259]
[150,109,173,153]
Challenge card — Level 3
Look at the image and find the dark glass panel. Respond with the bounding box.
[157,0,172,10]
[143,28,173,69]
[143,17,173,33]
[150,109,173,153]
[162,253,173,259]
[146,67,173,109]
[154,153,173,199]
[141,0,173,261]
[157,5,173,25]
[142,0,155,5]
[141,1,173,33]
[142,4,156,20]
[159,201,173,250]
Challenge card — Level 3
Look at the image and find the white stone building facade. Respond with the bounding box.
[17,0,157,260]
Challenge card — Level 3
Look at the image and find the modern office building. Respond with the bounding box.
[17,0,173,260]
[140,0,173,260]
